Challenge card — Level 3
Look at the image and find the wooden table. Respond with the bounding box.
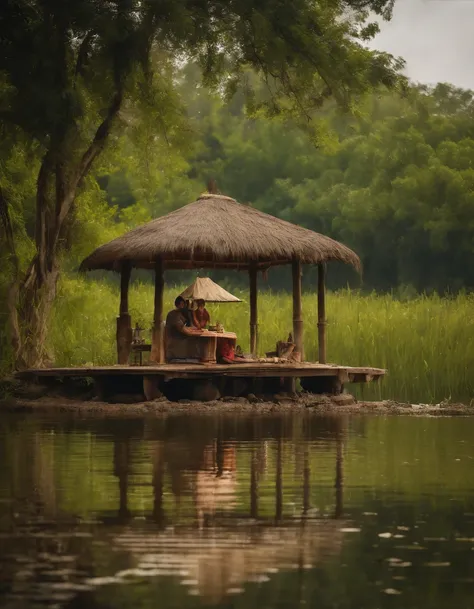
[130,343,151,365]
[197,330,237,364]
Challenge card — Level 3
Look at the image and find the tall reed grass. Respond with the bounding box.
[49,277,474,404]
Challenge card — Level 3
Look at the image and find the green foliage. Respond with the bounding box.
[124,79,474,293]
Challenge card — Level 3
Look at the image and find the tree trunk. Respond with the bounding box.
[14,260,60,369]
[11,150,63,370]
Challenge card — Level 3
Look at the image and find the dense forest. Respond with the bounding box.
[98,75,474,293]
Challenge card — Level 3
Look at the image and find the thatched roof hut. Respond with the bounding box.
[179,277,242,303]
[80,191,361,366]
[79,194,360,272]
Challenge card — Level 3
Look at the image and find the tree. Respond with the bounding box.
[140,79,474,293]
[0,0,402,369]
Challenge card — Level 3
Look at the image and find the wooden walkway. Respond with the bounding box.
[19,362,385,384]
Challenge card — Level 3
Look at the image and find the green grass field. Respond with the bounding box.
[48,276,474,404]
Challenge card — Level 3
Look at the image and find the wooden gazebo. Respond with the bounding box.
[80,191,361,366]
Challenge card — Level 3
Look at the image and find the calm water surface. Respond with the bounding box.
[0,412,473,609]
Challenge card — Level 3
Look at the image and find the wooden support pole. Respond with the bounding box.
[150,258,164,363]
[317,262,327,364]
[143,375,162,400]
[119,263,131,315]
[116,262,132,364]
[292,259,304,361]
[249,265,258,357]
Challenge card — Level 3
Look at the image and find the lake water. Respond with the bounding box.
[0,411,473,609]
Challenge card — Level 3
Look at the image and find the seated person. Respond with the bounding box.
[193,299,210,329]
[183,299,195,327]
[165,296,203,361]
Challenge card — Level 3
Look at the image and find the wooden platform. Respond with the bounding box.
[17,362,385,401]
[19,362,385,384]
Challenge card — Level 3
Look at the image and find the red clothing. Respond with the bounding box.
[194,307,210,328]
[219,340,235,361]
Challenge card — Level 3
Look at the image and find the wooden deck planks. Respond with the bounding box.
[18,362,386,383]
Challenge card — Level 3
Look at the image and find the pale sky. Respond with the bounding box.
[369,0,474,89]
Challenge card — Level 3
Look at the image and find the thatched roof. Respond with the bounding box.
[79,194,360,271]
[179,277,242,302]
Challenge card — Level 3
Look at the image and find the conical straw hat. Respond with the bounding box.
[179,277,241,303]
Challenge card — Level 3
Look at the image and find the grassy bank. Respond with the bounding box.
[45,276,474,404]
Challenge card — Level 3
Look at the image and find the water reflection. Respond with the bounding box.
[92,415,347,527]
[0,413,474,609]
[112,518,343,603]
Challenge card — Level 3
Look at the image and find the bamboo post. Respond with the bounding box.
[249,264,258,357]
[116,261,132,364]
[292,259,304,361]
[150,258,164,363]
[317,262,327,364]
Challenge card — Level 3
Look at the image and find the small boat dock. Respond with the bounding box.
[19,362,385,401]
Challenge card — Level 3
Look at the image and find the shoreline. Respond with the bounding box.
[1,394,472,418]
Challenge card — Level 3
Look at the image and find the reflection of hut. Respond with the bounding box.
[179,277,241,303]
[80,188,360,364]
[109,427,347,603]
[113,432,345,526]
[113,521,345,604]
[195,443,237,528]
[106,415,348,523]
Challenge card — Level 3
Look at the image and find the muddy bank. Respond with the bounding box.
[1,375,472,417]
[1,393,473,418]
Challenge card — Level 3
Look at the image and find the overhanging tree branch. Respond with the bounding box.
[55,87,124,233]
[76,88,124,186]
